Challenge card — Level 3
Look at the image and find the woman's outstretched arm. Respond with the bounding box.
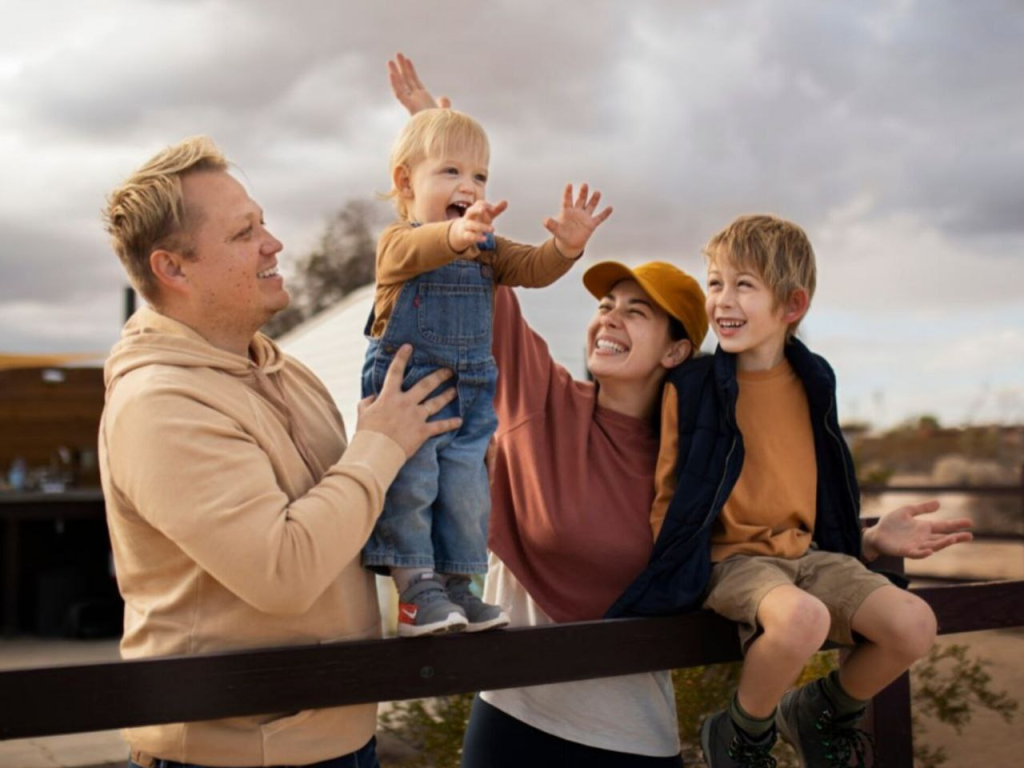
[388,52,451,114]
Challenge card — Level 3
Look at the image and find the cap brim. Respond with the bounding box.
[583,261,681,326]
[582,262,643,302]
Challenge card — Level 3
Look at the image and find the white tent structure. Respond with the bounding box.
[275,284,375,433]
[275,285,401,627]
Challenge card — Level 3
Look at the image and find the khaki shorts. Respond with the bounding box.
[702,549,892,651]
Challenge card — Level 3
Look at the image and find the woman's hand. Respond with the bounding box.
[389,52,451,114]
[861,499,973,562]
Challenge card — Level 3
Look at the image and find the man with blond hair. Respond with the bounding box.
[101,136,461,768]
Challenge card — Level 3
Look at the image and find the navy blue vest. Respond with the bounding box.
[606,338,864,618]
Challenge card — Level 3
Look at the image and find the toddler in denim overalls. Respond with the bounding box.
[363,107,612,636]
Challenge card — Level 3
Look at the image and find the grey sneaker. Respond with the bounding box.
[700,709,777,768]
[396,573,468,638]
[776,680,873,767]
[445,576,510,632]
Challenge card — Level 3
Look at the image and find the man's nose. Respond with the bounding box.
[262,229,284,255]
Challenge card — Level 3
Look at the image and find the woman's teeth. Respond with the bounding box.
[257,267,279,279]
[596,339,627,353]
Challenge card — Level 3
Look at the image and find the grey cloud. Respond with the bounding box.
[3,0,1024,371]
[0,217,122,302]
[4,0,621,150]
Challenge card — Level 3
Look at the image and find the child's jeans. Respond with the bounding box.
[361,258,497,575]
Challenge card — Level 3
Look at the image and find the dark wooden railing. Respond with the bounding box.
[1,575,1023,768]
[2,478,1023,767]
[860,464,1024,514]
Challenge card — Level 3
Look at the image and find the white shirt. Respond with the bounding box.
[480,553,682,757]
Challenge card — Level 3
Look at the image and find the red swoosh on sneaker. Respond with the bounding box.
[399,605,418,623]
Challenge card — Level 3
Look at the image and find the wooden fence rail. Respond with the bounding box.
[2,578,1023,768]
[861,470,1024,518]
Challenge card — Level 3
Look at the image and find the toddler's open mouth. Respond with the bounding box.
[446,201,469,220]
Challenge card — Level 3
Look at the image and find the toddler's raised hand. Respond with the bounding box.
[449,200,509,253]
[543,184,613,259]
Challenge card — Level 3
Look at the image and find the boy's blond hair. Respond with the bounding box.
[103,136,228,302]
[704,214,817,339]
[387,109,490,220]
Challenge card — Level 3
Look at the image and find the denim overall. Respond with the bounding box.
[361,247,498,575]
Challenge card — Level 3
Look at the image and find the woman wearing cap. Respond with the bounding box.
[387,55,707,767]
[461,264,706,767]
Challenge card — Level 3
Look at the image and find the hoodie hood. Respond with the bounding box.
[103,306,327,479]
[105,307,285,392]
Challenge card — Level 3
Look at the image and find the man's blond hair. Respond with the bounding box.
[704,214,817,339]
[103,136,228,302]
[386,109,489,220]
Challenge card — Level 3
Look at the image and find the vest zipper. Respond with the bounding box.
[706,435,739,528]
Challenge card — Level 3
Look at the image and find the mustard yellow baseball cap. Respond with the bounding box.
[582,260,708,349]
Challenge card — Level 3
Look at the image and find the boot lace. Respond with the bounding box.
[815,709,874,768]
[727,735,777,768]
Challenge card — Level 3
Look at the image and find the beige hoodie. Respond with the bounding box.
[99,307,405,767]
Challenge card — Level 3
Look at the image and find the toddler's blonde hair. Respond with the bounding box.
[386,109,490,220]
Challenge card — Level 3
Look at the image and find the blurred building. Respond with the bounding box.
[0,354,115,637]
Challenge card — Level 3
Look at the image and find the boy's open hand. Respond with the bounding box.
[389,52,450,114]
[543,184,613,260]
[861,500,974,561]
[449,200,509,253]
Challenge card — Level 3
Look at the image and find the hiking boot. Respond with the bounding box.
[397,573,468,638]
[445,576,510,632]
[776,679,873,767]
[700,709,777,768]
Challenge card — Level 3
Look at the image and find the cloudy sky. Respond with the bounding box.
[2,0,1022,427]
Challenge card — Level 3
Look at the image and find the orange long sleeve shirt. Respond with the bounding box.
[369,220,572,338]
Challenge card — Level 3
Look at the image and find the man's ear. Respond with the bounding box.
[149,249,190,297]
[782,289,810,326]
[393,165,414,199]
[662,339,693,370]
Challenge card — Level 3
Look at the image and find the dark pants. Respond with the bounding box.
[129,735,378,768]
[461,697,684,768]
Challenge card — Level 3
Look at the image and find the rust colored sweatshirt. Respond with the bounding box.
[487,287,660,622]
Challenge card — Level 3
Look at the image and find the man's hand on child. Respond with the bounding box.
[389,52,451,114]
[861,499,974,561]
[544,183,613,260]
[356,345,462,459]
[449,200,508,253]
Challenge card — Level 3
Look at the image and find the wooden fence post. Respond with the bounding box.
[1019,462,1024,517]
[862,555,914,767]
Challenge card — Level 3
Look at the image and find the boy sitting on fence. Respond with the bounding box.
[362,106,611,636]
[610,214,969,767]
